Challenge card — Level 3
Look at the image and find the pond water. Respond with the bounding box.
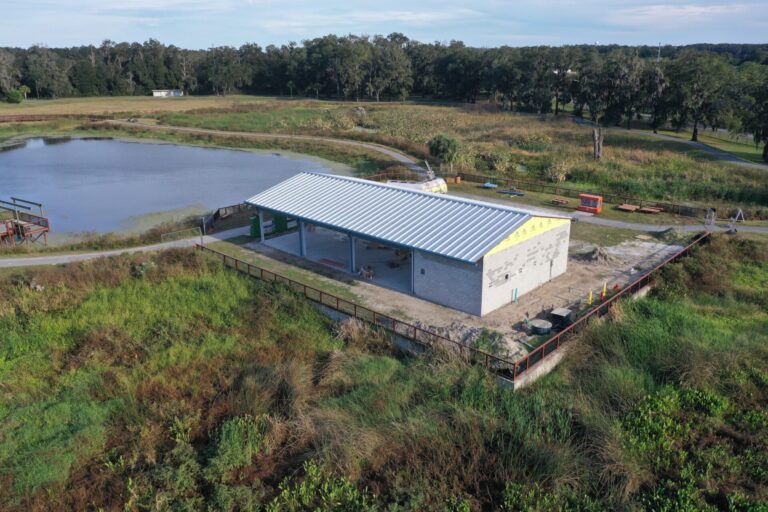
[0,138,347,236]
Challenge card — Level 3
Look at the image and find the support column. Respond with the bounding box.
[348,235,356,273]
[298,220,307,257]
[410,250,416,293]
[258,209,265,243]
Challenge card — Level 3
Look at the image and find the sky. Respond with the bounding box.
[1,0,766,49]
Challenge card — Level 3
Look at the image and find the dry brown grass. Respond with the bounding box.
[0,95,274,116]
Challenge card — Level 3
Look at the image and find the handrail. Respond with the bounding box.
[195,244,515,373]
[511,231,711,379]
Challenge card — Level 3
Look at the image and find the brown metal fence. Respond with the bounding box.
[197,231,710,383]
[511,231,712,380]
[196,244,514,373]
[454,172,727,220]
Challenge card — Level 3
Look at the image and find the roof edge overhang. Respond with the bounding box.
[248,203,516,265]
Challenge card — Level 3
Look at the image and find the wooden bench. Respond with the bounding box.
[617,204,640,213]
[551,197,569,206]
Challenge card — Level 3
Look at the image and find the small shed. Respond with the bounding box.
[152,89,183,97]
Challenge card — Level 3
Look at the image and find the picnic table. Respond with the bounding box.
[551,197,569,206]
[639,206,664,214]
[617,204,640,213]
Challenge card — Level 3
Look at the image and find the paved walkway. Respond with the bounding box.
[107,120,426,173]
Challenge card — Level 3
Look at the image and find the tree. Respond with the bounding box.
[428,134,460,172]
[205,46,246,95]
[551,47,576,115]
[604,51,645,129]
[573,53,617,159]
[18,85,30,100]
[0,49,20,95]
[666,51,732,141]
[741,70,768,162]
[365,36,412,101]
[641,64,668,133]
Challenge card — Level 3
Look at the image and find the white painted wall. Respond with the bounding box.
[480,222,570,316]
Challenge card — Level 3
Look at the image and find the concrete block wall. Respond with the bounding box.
[413,251,483,315]
[480,222,570,315]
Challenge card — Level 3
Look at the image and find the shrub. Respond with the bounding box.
[206,415,270,482]
[267,460,375,512]
[5,89,22,103]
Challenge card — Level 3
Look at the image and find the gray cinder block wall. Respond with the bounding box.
[413,251,483,316]
[411,221,570,317]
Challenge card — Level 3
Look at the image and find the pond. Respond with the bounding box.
[0,137,349,237]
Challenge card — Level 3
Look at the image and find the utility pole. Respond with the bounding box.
[657,43,662,63]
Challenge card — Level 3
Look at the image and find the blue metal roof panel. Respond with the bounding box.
[245,173,566,263]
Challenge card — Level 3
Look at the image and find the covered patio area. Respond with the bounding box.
[263,224,413,294]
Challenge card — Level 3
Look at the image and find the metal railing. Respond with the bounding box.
[453,172,749,220]
[197,231,709,383]
[195,244,516,373]
[511,231,712,380]
[202,203,253,232]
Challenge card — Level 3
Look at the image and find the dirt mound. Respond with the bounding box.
[576,247,622,265]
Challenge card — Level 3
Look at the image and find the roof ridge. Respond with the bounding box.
[302,172,569,220]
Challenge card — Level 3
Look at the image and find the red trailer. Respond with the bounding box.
[577,193,603,214]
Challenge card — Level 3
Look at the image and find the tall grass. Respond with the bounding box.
[156,101,768,207]
[1,238,767,510]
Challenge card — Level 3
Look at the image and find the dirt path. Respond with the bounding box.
[572,117,767,170]
[106,120,426,173]
[0,226,249,268]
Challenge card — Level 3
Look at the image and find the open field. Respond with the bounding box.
[1,237,766,510]
[0,95,276,116]
[151,100,768,208]
[3,97,766,214]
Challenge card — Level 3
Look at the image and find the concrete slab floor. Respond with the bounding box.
[245,235,684,361]
[264,227,412,294]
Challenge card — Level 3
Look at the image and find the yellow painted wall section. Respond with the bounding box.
[485,216,570,257]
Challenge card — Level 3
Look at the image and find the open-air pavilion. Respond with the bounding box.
[246,172,572,316]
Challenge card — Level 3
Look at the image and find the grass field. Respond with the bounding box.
[0,95,276,116]
[153,100,768,208]
[1,237,766,510]
[2,96,766,212]
[660,129,766,164]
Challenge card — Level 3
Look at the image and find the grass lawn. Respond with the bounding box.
[660,129,767,165]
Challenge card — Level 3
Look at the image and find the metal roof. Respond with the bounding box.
[246,172,567,264]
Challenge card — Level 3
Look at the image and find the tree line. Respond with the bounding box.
[1,35,767,160]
